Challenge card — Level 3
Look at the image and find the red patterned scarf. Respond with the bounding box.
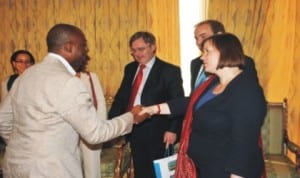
[175,75,216,178]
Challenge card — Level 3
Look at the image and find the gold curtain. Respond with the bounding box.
[208,0,300,156]
[0,0,179,99]
[1,0,299,157]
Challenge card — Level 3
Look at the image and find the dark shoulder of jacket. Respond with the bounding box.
[155,57,180,70]
[245,55,255,66]
[230,70,259,91]
[124,61,139,71]
[191,56,202,65]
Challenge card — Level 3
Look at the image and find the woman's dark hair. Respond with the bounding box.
[201,33,245,69]
[10,50,35,65]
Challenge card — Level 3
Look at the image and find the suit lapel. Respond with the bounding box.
[128,62,139,83]
[140,58,161,99]
[191,57,202,87]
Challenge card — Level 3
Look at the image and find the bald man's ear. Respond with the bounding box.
[63,42,73,53]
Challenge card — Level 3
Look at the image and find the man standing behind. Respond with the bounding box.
[190,20,257,91]
[108,31,184,178]
[0,24,146,178]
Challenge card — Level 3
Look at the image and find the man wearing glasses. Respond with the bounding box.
[108,31,184,178]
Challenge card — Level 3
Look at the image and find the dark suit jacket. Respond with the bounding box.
[168,70,266,178]
[108,57,184,144]
[190,56,203,91]
[190,55,258,92]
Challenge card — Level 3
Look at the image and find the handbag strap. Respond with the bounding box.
[164,144,174,157]
[86,72,98,110]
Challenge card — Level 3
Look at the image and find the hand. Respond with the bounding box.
[164,131,177,148]
[139,105,158,116]
[131,105,150,124]
[230,174,244,178]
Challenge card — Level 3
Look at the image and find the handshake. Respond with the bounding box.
[130,105,158,124]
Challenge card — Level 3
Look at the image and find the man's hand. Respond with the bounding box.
[164,131,177,148]
[131,105,150,124]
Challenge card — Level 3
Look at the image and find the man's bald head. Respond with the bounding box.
[46,24,84,52]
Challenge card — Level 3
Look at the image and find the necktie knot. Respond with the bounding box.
[139,64,146,70]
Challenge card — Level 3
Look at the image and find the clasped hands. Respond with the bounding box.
[131,105,157,124]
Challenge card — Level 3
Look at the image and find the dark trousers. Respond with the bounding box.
[130,140,165,178]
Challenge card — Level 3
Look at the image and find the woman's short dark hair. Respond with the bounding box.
[10,50,35,65]
[201,33,245,69]
[129,31,156,47]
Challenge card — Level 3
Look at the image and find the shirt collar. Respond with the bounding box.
[144,56,156,69]
[48,52,76,76]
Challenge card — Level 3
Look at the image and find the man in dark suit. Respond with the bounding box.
[108,31,184,178]
[190,20,258,91]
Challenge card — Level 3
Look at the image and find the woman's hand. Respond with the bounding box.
[230,174,244,178]
[139,105,158,116]
[139,103,171,116]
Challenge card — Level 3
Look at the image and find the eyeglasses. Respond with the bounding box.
[130,45,151,54]
[14,60,33,65]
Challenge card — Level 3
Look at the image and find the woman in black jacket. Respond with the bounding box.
[140,33,266,178]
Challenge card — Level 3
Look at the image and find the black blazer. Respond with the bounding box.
[190,55,258,92]
[190,56,203,91]
[109,57,184,144]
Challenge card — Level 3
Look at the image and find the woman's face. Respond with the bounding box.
[12,53,33,74]
[201,40,220,74]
